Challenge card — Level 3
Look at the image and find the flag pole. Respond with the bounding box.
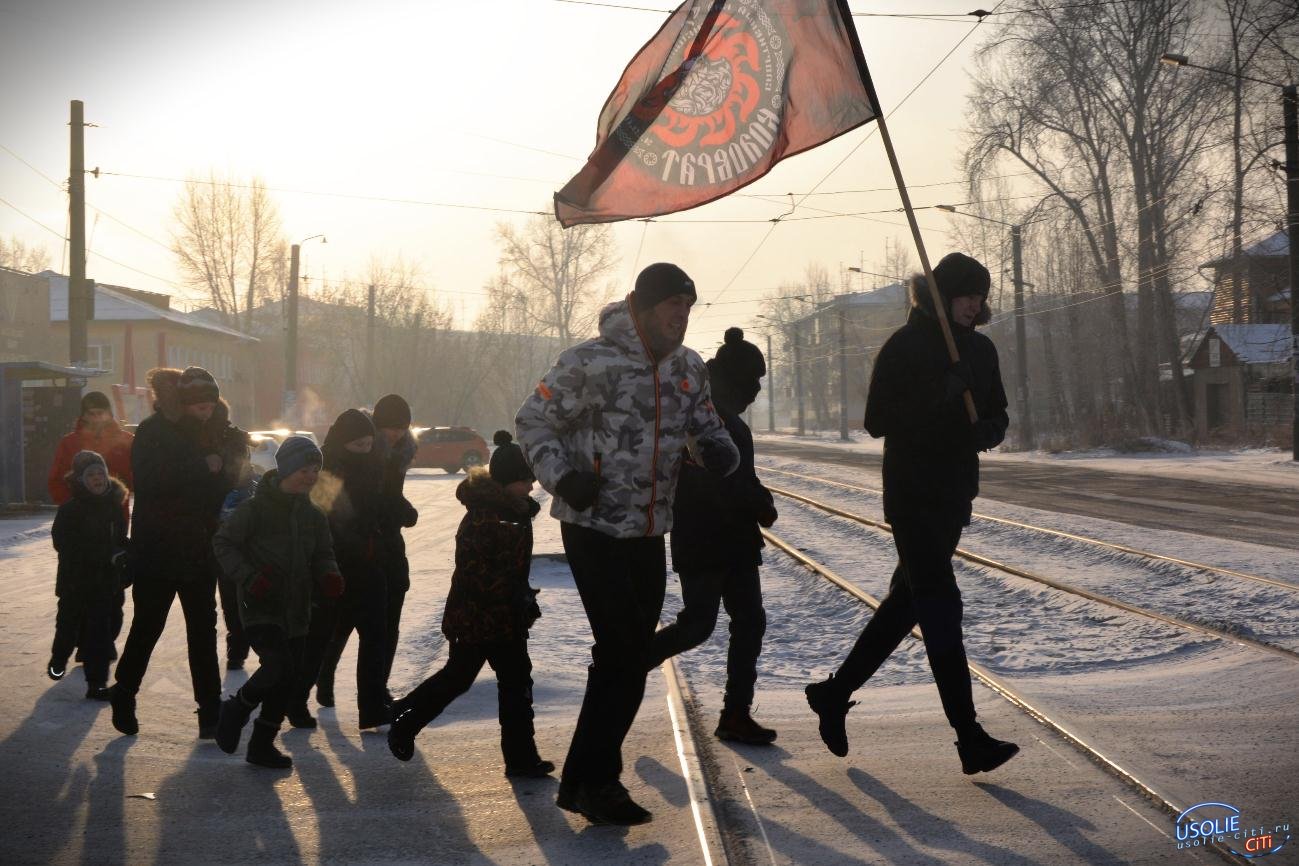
[838,2,978,423]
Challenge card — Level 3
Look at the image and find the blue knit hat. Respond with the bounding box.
[276,436,322,479]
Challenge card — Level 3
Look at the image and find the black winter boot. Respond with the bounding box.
[955,724,1019,775]
[286,705,317,729]
[805,676,856,757]
[504,742,555,778]
[109,686,138,735]
[197,701,220,740]
[556,777,579,813]
[387,698,420,761]
[245,719,292,769]
[47,658,67,681]
[86,683,112,701]
[216,691,255,754]
[715,707,777,745]
[574,779,652,826]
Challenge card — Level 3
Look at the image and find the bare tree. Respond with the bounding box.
[171,174,284,331]
[494,214,618,345]
[0,235,50,273]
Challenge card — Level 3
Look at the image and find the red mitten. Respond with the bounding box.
[319,571,345,600]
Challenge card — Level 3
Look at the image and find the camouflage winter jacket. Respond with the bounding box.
[515,298,739,539]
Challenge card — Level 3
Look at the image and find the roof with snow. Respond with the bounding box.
[1210,324,1291,364]
[1201,230,1289,268]
[45,274,257,342]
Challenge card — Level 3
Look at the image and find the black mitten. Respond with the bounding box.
[555,471,602,511]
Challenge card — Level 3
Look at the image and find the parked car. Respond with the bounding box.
[246,429,319,475]
[413,426,488,473]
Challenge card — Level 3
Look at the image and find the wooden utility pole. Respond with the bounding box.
[838,298,850,441]
[68,100,88,365]
[366,283,377,397]
[792,320,805,436]
[1012,224,1033,449]
[284,243,300,419]
[767,332,775,432]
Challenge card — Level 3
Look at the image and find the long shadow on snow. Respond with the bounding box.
[975,781,1126,865]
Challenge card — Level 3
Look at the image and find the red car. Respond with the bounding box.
[413,426,489,473]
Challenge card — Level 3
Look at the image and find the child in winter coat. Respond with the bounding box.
[212,436,344,769]
[387,431,551,778]
[49,451,129,699]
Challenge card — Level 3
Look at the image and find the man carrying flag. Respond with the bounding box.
[555,0,877,227]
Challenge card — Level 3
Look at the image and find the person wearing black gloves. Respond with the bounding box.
[387,431,552,779]
[110,366,247,739]
[516,262,739,826]
[806,252,1018,776]
[649,327,779,745]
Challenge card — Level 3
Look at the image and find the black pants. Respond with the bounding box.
[317,566,389,720]
[647,564,766,710]
[113,572,221,711]
[560,522,667,786]
[294,597,338,707]
[834,514,976,733]
[241,625,305,727]
[52,588,115,686]
[318,578,405,691]
[402,637,538,764]
[217,576,250,665]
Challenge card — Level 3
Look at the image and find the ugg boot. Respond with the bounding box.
[805,676,856,757]
[715,707,777,745]
[109,686,138,736]
[955,724,1019,775]
[245,719,292,769]
[286,704,317,730]
[216,691,255,754]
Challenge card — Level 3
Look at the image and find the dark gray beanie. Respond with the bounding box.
[276,436,322,479]
[631,263,696,312]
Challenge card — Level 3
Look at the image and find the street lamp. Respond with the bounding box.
[285,234,327,420]
[1161,52,1299,461]
[937,205,1033,449]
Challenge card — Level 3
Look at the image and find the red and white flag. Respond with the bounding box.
[555,0,876,228]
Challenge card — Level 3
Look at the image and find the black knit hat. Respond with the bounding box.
[177,366,220,405]
[325,408,375,451]
[71,450,108,487]
[932,252,991,301]
[80,391,112,416]
[372,394,412,430]
[712,327,765,383]
[489,430,534,486]
[631,262,696,312]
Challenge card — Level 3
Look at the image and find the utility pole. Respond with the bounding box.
[68,100,88,365]
[838,297,850,441]
[792,320,805,436]
[766,332,775,432]
[366,283,377,397]
[1284,84,1298,461]
[284,243,300,420]
[1012,223,1032,449]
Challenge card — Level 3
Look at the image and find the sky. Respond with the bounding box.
[0,0,1000,355]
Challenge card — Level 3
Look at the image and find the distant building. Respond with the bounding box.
[0,268,259,425]
[1188,323,1290,440]
[1202,230,1290,326]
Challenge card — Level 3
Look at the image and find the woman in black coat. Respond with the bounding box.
[49,451,129,699]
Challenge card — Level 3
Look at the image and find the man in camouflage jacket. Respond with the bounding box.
[515,262,738,826]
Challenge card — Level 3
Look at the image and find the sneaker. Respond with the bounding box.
[86,684,113,701]
[956,725,1019,775]
[556,777,579,813]
[715,708,777,745]
[505,758,556,778]
[47,660,66,681]
[575,780,652,826]
[286,706,317,730]
[387,700,420,761]
[805,676,856,758]
[109,686,139,736]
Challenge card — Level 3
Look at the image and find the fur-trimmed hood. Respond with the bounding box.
[907,274,992,328]
[455,468,538,518]
[66,473,128,504]
[148,367,232,423]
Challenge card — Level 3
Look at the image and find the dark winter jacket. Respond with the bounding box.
[52,476,129,598]
[313,439,385,574]
[129,369,250,581]
[670,405,773,573]
[213,469,338,638]
[376,430,419,592]
[441,471,541,645]
[864,281,1009,524]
